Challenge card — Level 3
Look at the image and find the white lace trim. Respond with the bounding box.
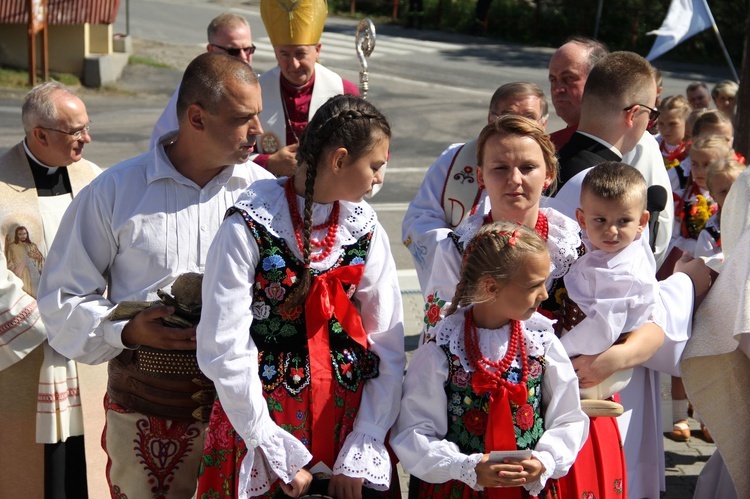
[233,178,378,269]
[451,452,484,489]
[542,207,581,279]
[454,207,581,280]
[333,431,391,489]
[526,450,555,496]
[435,308,555,372]
[238,425,312,498]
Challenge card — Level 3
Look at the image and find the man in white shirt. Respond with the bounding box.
[38,53,274,498]
[0,81,100,499]
[402,82,548,290]
[149,13,254,149]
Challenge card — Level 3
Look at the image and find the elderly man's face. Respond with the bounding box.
[548,42,590,127]
[687,87,711,110]
[489,95,547,130]
[274,44,321,87]
[40,92,91,166]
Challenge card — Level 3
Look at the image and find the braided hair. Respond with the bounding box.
[283,94,391,309]
[445,221,549,316]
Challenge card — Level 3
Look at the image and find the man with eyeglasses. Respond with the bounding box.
[150,13,254,149]
[402,82,548,292]
[0,81,101,498]
[252,0,359,177]
[548,51,706,499]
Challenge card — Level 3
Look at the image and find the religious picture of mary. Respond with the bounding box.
[5,226,44,297]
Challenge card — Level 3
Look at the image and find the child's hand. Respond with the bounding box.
[475,455,546,488]
[327,474,365,499]
[279,468,313,498]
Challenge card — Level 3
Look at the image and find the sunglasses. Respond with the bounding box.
[623,103,660,128]
[210,44,256,57]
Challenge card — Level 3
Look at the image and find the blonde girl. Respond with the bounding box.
[392,222,587,499]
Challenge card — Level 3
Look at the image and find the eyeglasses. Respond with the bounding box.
[623,103,660,127]
[210,43,256,57]
[40,122,92,141]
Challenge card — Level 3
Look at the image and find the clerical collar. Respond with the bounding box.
[280,71,317,94]
[576,131,622,158]
[22,139,72,196]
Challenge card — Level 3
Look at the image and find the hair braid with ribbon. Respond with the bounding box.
[445,221,549,316]
[283,95,391,309]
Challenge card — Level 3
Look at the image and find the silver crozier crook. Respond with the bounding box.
[355,19,376,99]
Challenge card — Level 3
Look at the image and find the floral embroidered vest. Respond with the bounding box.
[230,207,380,396]
[441,345,546,452]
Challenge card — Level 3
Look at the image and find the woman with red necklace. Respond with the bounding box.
[418,115,673,498]
[196,95,406,498]
[421,115,581,340]
[392,222,588,498]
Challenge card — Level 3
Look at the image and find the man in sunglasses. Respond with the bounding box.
[0,81,101,498]
[150,13,254,149]
[252,0,359,177]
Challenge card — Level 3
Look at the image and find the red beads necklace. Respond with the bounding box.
[464,308,528,390]
[484,210,549,241]
[284,178,340,262]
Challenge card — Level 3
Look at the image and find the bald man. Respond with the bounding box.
[0,81,100,498]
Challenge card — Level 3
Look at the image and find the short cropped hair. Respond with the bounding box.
[707,158,746,192]
[686,81,709,94]
[582,51,655,112]
[207,13,250,44]
[176,52,258,121]
[21,81,75,135]
[489,82,549,120]
[712,80,739,100]
[658,95,691,120]
[581,161,648,211]
[563,36,609,74]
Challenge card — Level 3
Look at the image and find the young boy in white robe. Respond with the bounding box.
[562,162,667,410]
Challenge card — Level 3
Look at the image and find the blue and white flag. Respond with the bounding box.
[646,0,715,61]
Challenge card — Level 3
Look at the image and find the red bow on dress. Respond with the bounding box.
[305,264,367,468]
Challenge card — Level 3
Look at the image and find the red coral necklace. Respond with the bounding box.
[464,308,528,389]
[484,210,549,241]
[284,178,340,262]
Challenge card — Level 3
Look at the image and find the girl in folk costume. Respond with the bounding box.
[671,135,733,259]
[391,222,588,498]
[418,115,631,498]
[196,95,406,498]
[694,159,747,271]
[655,95,691,172]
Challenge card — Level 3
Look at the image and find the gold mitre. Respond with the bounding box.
[261,0,327,46]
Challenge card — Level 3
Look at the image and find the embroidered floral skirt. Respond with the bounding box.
[197,383,400,498]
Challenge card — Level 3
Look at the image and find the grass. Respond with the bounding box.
[0,66,80,89]
[128,55,172,69]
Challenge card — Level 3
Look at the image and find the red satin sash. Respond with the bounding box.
[305,264,367,468]
[472,370,528,499]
